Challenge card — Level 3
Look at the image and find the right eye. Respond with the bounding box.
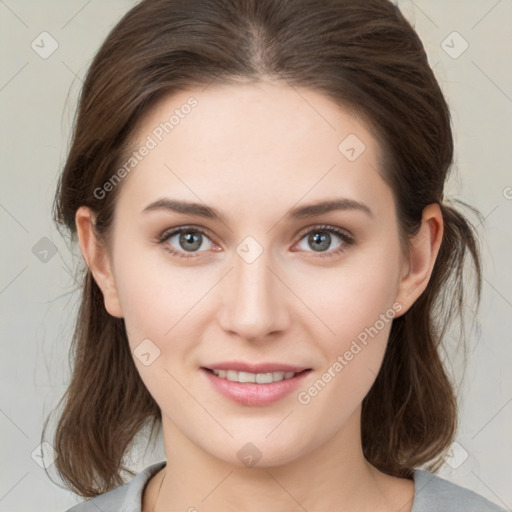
[157,226,216,258]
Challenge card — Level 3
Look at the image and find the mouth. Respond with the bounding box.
[202,367,310,384]
[200,365,313,406]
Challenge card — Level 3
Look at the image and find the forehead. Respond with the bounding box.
[116,81,391,220]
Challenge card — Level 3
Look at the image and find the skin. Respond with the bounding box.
[76,80,443,512]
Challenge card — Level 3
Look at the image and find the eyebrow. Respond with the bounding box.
[141,197,373,222]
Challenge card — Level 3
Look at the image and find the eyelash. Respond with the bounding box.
[156,224,355,260]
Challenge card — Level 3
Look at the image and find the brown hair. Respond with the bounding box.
[44,0,482,498]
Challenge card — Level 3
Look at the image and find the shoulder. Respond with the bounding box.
[412,469,507,512]
[64,460,166,512]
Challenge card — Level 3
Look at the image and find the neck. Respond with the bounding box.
[149,407,414,512]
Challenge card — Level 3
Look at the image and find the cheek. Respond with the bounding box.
[300,248,401,343]
[296,281,397,429]
[295,240,401,397]
[112,240,201,340]
[111,248,200,408]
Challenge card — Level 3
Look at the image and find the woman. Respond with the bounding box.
[43,0,506,510]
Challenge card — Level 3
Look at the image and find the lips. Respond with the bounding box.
[202,361,310,374]
[200,361,313,406]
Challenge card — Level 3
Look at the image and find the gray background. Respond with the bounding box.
[0,1,511,510]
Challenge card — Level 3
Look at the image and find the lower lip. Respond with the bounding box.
[201,368,311,406]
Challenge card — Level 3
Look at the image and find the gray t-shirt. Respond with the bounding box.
[65,460,507,511]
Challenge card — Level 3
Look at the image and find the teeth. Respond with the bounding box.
[211,369,298,383]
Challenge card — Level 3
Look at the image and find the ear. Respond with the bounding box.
[75,206,124,318]
[394,203,444,317]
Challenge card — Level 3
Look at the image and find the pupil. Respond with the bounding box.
[310,232,330,251]
[180,231,201,251]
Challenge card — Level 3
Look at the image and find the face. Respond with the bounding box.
[91,81,412,467]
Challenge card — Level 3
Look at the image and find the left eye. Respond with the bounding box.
[294,225,354,257]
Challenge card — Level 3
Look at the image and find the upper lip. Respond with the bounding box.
[202,361,311,374]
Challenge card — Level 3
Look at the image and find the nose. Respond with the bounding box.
[217,244,290,342]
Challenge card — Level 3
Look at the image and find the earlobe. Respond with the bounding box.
[75,206,124,318]
[395,203,444,316]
